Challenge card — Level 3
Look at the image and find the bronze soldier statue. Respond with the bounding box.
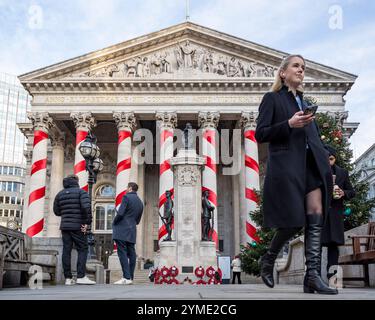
[159,190,174,241]
[202,190,215,241]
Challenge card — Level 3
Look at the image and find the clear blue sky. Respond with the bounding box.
[0,0,374,158]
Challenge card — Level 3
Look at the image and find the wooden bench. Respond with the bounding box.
[339,222,375,287]
[0,226,58,289]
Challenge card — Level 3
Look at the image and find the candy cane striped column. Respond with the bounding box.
[156,112,177,244]
[71,112,96,191]
[241,112,260,244]
[113,112,137,210]
[26,112,54,237]
[199,112,220,250]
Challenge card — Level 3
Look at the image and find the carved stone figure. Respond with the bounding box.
[202,190,215,241]
[160,53,171,73]
[179,40,196,68]
[126,58,137,77]
[175,49,184,70]
[151,54,162,74]
[202,51,214,73]
[228,57,239,77]
[216,56,227,75]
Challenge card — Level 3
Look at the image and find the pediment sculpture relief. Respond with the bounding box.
[68,41,278,79]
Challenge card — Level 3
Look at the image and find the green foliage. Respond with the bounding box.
[240,96,375,276]
[314,110,375,229]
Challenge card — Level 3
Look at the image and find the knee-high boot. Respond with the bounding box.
[303,214,338,294]
[260,227,300,288]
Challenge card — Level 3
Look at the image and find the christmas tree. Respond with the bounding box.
[240,96,375,276]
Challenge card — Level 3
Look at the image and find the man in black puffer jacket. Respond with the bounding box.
[53,174,95,285]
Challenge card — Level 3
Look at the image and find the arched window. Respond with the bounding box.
[96,184,116,198]
[94,184,116,232]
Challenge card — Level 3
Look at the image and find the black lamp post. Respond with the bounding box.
[79,131,104,261]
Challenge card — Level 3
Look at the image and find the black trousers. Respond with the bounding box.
[61,230,88,279]
[324,244,339,275]
[232,272,242,284]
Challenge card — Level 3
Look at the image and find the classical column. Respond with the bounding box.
[70,112,96,191]
[240,112,260,244]
[47,128,65,237]
[113,112,137,210]
[25,112,54,237]
[198,111,220,250]
[156,112,177,244]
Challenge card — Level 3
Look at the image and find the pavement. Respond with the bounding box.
[0,283,374,300]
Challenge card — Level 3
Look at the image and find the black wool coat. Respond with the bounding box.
[112,191,144,244]
[53,177,92,231]
[255,86,333,228]
[321,164,355,245]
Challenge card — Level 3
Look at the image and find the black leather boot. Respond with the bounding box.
[303,215,338,295]
[260,228,300,288]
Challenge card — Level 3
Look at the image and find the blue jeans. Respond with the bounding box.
[114,240,136,280]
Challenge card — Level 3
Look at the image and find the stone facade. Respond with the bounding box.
[18,22,358,268]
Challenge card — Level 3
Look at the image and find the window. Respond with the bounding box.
[16,210,20,218]
[0,196,3,203]
[96,184,116,198]
[8,167,14,175]
[95,204,115,231]
[4,209,8,217]
[11,196,16,204]
[95,206,105,230]
[0,209,2,217]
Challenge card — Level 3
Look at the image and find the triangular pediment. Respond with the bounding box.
[19,22,356,83]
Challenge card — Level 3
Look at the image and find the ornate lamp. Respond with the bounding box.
[79,131,103,261]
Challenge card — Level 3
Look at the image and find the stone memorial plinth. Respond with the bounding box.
[157,148,217,281]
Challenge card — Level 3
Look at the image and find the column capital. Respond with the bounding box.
[49,127,66,148]
[156,111,177,129]
[70,112,96,131]
[27,112,55,133]
[240,111,258,130]
[113,111,137,132]
[326,111,348,128]
[198,111,220,129]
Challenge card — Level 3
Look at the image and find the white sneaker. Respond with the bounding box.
[76,276,96,285]
[65,278,75,286]
[114,278,133,285]
[114,278,127,285]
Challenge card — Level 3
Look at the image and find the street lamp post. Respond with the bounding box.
[79,131,104,261]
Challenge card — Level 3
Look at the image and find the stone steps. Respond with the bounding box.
[133,269,152,285]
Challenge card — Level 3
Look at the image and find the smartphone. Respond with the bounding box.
[303,105,318,116]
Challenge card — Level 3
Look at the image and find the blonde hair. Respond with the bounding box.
[271,54,305,92]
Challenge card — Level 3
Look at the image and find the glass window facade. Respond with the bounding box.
[0,73,31,165]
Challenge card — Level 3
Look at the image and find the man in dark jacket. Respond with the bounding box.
[321,146,355,280]
[53,174,95,285]
[112,182,144,285]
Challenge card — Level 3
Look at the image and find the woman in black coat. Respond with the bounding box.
[255,54,337,294]
[321,146,355,279]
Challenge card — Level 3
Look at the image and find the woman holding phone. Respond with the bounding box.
[255,54,337,294]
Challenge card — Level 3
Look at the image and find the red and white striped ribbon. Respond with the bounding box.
[115,129,132,210]
[244,128,260,243]
[26,130,49,237]
[202,128,219,249]
[158,127,174,243]
[74,130,89,192]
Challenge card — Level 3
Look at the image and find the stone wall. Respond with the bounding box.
[276,223,375,287]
